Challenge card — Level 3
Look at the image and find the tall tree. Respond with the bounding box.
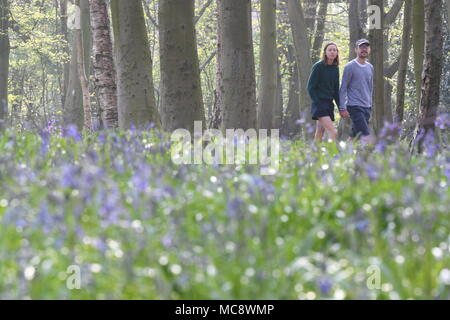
[286,0,313,136]
[412,0,425,107]
[63,0,91,130]
[273,60,283,130]
[158,0,205,133]
[258,0,277,130]
[90,0,118,129]
[282,45,300,138]
[311,0,329,62]
[217,0,257,131]
[447,0,450,33]
[369,0,385,134]
[412,0,444,152]
[338,0,365,140]
[59,0,70,108]
[0,0,9,130]
[395,0,412,123]
[75,0,92,131]
[111,0,160,129]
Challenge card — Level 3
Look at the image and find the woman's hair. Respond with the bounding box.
[322,42,339,66]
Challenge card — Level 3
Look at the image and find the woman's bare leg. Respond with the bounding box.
[314,121,326,142]
[318,116,337,142]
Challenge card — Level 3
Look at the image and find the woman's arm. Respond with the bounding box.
[307,63,320,104]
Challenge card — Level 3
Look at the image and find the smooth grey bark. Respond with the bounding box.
[369,0,385,134]
[281,45,300,138]
[338,0,364,140]
[90,0,118,129]
[59,0,70,108]
[412,0,425,107]
[75,26,92,131]
[258,0,277,130]
[158,0,205,133]
[286,0,313,137]
[111,0,160,129]
[304,0,318,41]
[384,0,404,26]
[413,0,443,153]
[311,0,329,62]
[63,0,91,130]
[0,0,9,130]
[273,60,283,130]
[217,0,257,131]
[447,0,450,34]
[395,0,412,123]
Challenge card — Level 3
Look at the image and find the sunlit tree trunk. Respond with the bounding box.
[286,0,313,138]
[412,0,425,107]
[64,0,91,130]
[0,0,9,130]
[395,0,412,123]
[90,0,118,129]
[258,0,277,131]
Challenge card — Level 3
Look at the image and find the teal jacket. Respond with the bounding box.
[307,60,340,108]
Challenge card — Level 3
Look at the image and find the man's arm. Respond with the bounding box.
[339,64,352,111]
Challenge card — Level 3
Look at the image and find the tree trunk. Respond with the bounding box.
[412,0,443,153]
[75,27,92,131]
[258,0,277,130]
[447,0,450,34]
[311,0,329,62]
[158,0,205,133]
[217,0,257,131]
[281,45,300,138]
[111,0,160,129]
[59,0,70,108]
[348,0,364,60]
[273,60,283,130]
[338,0,364,140]
[395,0,412,123]
[369,0,385,134]
[63,0,91,130]
[412,0,425,107]
[0,0,9,130]
[360,0,368,34]
[90,0,118,129]
[286,0,313,138]
[304,0,318,42]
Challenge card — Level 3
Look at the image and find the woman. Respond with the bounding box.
[307,42,343,142]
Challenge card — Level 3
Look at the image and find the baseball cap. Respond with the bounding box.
[356,39,370,47]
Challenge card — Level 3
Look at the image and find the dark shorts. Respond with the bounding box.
[348,106,371,137]
[312,99,335,121]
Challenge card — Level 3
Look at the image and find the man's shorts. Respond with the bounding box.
[312,99,335,121]
[347,105,371,138]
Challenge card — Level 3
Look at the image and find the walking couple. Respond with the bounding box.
[307,39,374,143]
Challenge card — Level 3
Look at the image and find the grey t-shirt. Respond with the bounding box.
[339,59,374,111]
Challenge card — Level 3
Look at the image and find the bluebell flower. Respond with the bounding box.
[356,220,370,233]
[63,124,82,141]
[317,277,333,296]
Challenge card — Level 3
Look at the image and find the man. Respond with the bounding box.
[339,39,374,140]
